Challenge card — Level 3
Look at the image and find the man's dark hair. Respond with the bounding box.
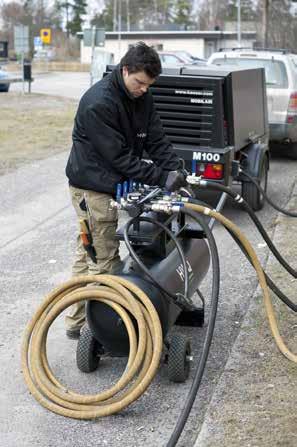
[120,42,162,79]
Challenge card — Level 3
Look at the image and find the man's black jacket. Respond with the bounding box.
[66,65,180,195]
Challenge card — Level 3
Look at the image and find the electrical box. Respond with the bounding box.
[23,60,32,81]
[0,41,8,59]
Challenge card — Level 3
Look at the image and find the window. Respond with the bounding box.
[162,54,181,64]
[211,57,288,88]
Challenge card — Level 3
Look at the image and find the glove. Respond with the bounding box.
[165,170,188,192]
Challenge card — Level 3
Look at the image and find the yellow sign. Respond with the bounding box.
[40,28,51,44]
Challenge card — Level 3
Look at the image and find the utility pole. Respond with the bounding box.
[263,0,269,47]
[237,0,241,47]
[118,0,122,59]
[126,0,130,32]
[209,0,214,29]
[113,0,117,31]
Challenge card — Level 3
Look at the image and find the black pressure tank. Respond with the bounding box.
[86,236,210,356]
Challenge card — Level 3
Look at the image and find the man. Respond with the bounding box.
[65,41,187,339]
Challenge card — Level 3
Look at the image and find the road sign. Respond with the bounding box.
[83,28,105,47]
[40,29,51,44]
[14,25,29,54]
[34,36,42,50]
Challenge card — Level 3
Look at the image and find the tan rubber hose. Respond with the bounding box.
[21,275,163,419]
[185,203,297,363]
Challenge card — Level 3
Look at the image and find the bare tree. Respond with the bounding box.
[256,0,295,49]
[0,2,27,52]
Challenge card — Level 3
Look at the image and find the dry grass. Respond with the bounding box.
[0,92,77,174]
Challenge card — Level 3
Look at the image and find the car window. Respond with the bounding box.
[290,57,297,85]
[211,57,288,88]
[162,54,182,64]
[175,51,193,63]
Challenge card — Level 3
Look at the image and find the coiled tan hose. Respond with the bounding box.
[185,203,297,363]
[21,275,163,419]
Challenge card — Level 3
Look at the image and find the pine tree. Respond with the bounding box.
[172,0,193,29]
[67,0,87,35]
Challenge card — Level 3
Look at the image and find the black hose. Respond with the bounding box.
[194,181,297,278]
[123,216,191,308]
[225,227,297,312]
[241,170,297,217]
[167,207,220,447]
[189,186,297,311]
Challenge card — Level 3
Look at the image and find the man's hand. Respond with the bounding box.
[165,170,188,192]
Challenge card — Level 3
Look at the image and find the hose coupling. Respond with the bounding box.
[109,199,122,210]
[150,203,174,213]
[186,174,202,185]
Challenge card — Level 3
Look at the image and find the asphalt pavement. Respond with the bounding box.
[10,71,90,99]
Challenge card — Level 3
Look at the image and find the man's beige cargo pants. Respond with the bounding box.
[65,185,121,331]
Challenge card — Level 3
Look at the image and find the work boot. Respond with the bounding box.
[66,327,81,340]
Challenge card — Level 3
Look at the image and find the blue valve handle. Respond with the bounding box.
[123,181,128,198]
[116,183,122,202]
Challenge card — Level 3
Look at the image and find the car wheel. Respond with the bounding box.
[287,142,297,160]
[242,155,268,211]
[0,85,9,93]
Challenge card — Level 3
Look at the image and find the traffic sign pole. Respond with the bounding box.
[14,25,29,94]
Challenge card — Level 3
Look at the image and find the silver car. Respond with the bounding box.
[158,51,206,67]
[0,66,9,92]
[208,48,297,159]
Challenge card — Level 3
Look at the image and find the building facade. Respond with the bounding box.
[80,30,257,64]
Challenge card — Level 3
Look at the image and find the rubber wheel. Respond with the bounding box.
[242,155,268,211]
[76,325,101,373]
[287,142,297,160]
[168,334,191,383]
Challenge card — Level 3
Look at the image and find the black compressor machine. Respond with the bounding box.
[77,181,212,379]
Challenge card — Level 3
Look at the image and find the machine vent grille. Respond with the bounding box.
[150,76,225,149]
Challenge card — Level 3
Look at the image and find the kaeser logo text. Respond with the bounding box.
[175,89,213,96]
